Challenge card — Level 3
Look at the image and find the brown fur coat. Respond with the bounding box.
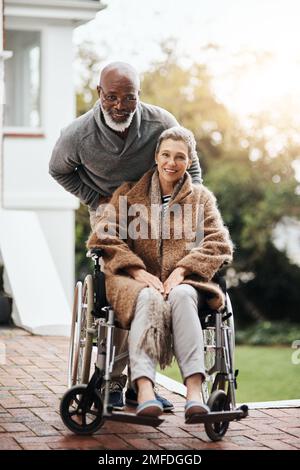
[87,168,233,328]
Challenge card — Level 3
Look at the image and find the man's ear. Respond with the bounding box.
[97,85,101,98]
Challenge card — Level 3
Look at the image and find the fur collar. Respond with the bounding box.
[125,168,195,207]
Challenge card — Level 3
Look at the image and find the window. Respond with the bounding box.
[5,30,41,128]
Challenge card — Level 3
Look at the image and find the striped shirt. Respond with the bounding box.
[161,194,171,215]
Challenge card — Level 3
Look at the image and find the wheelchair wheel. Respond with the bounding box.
[204,390,230,441]
[68,275,94,388]
[60,385,103,435]
[81,275,94,384]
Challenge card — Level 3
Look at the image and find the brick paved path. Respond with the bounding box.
[0,327,299,450]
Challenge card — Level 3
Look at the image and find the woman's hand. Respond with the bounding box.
[163,267,186,299]
[126,267,164,294]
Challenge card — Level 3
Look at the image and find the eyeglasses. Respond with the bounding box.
[100,89,138,105]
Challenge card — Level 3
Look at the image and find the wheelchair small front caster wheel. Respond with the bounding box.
[205,390,230,441]
[60,384,103,435]
[237,404,249,419]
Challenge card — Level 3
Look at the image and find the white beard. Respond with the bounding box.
[100,102,136,132]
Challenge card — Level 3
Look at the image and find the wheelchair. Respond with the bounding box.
[60,249,248,442]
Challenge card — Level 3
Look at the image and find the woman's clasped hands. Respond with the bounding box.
[126,267,186,299]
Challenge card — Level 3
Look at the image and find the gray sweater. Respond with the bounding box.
[49,100,202,210]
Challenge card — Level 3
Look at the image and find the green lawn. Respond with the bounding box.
[158,346,300,402]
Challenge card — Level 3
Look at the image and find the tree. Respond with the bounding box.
[141,44,300,324]
[75,41,104,117]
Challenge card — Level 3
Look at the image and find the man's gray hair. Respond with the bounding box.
[155,126,197,161]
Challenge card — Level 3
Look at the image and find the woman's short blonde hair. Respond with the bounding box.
[155,126,197,161]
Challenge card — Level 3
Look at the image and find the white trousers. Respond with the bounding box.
[129,284,206,386]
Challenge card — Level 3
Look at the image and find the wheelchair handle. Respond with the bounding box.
[87,248,104,259]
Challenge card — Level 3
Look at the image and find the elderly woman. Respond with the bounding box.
[87,126,233,420]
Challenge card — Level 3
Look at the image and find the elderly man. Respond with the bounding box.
[49,61,202,412]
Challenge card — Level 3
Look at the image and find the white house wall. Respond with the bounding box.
[3,23,79,314]
[3,22,78,210]
[0,3,101,334]
[0,208,71,335]
[5,0,103,25]
[37,209,75,307]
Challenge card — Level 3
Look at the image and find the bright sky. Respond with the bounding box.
[74,0,300,118]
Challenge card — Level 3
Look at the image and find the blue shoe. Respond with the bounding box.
[185,400,210,420]
[125,388,174,412]
[109,383,125,411]
[136,399,163,417]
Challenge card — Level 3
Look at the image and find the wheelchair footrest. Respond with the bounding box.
[103,411,164,427]
[185,408,247,425]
